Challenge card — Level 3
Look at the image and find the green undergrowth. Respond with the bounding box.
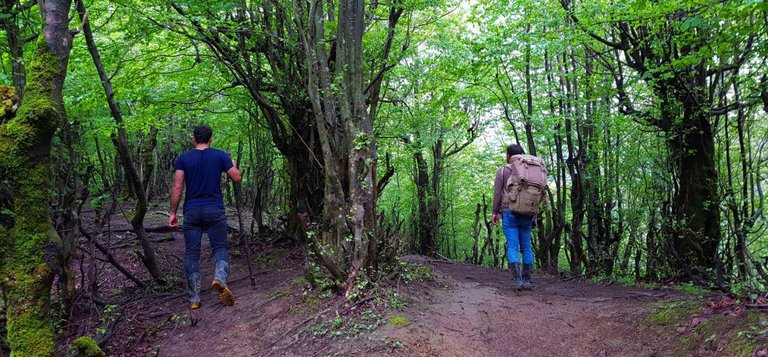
[307,309,385,341]
[289,259,431,351]
[646,299,767,355]
[588,275,711,297]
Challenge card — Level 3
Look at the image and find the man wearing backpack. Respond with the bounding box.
[492,144,548,290]
[168,124,242,309]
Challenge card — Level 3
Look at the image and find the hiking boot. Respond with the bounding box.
[212,260,235,306]
[187,272,201,309]
[521,264,533,290]
[510,263,523,290]
[212,279,235,306]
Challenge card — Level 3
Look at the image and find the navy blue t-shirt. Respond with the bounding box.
[173,148,234,211]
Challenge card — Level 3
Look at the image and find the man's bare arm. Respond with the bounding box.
[168,170,185,227]
[227,160,242,183]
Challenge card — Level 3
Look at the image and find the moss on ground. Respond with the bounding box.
[647,300,697,326]
[290,294,322,315]
[645,300,767,356]
[70,336,105,357]
[388,315,412,327]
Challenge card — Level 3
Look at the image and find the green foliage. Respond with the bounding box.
[399,260,434,282]
[308,309,384,340]
[0,0,766,351]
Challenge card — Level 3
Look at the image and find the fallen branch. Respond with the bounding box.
[84,224,240,235]
[80,226,146,287]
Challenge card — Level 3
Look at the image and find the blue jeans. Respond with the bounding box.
[183,206,229,275]
[502,210,534,264]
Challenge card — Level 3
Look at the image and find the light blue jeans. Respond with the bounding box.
[502,210,534,264]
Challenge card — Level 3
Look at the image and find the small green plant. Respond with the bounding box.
[383,339,405,349]
[674,282,706,295]
[307,309,384,340]
[389,293,406,311]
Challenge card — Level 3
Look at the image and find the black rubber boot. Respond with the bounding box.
[521,264,533,290]
[510,263,523,290]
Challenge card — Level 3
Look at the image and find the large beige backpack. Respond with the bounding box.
[504,154,548,216]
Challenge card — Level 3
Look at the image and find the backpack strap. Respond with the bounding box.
[507,159,521,184]
[502,164,513,186]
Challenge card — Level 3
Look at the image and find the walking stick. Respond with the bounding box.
[233,179,256,288]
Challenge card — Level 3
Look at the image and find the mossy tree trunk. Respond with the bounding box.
[0,0,73,355]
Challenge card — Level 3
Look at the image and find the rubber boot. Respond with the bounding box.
[212,260,235,306]
[510,263,523,290]
[187,272,201,309]
[521,264,533,290]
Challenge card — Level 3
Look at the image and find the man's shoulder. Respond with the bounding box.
[207,148,229,157]
[179,149,197,158]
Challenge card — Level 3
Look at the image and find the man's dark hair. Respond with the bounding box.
[193,125,213,144]
[507,143,525,156]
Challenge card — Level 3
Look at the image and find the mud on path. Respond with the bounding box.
[376,256,678,357]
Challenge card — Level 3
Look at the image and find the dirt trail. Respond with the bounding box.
[376,256,677,356]
[155,254,678,356]
[67,209,758,356]
[94,215,681,357]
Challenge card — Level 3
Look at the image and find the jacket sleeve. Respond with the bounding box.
[492,167,504,214]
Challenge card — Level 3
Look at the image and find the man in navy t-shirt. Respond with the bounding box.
[169,124,242,309]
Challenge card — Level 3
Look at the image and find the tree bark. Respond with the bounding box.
[295,0,398,289]
[0,0,73,354]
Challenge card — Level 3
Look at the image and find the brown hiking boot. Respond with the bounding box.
[212,279,235,306]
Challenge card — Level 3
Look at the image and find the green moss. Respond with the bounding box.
[290,294,322,315]
[291,277,306,287]
[0,35,67,357]
[646,301,696,326]
[302,294,321,308]
[70,336,105,357]
[388,315,411,327]
[0,141,60,357]
[0,85,17,119]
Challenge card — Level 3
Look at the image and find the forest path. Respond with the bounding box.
[376,256,677,356]
[151,251,681,357]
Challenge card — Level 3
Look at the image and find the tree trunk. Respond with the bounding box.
[77,0,163,280]
[669,104,721,274]
[0,0,27,97]
[413,151,434,255]
[0,0,73,354]
[297,0,379,290]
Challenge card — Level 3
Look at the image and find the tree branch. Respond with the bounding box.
[443,120,479,158]
[559,0,628,50]
[376,152,395,194]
